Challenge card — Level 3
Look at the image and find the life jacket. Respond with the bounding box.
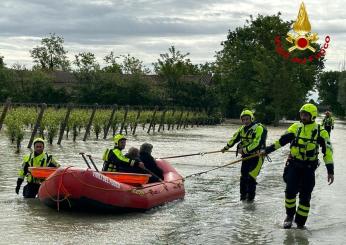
[102,148,134,172]
[102,149,117,172]
[20,152,55,184]
[290,123,321,162]
[238,123,267,152]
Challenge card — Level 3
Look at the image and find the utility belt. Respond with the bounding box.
[288,157,319,170]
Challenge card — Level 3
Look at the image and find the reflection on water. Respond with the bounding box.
[1,121,346,244]
[283,229,311,245]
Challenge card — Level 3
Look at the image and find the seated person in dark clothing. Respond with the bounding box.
[124,147,145,174]
[139,143,164,183]
[125,147,141,161]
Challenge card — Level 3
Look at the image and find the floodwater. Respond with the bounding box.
[0,119,345,244]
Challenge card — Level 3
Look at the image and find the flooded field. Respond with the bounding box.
[0,119,345,244]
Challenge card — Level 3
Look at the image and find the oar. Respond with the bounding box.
[79,152,91,169]
[86,154,99,172]
[159,150,236,159]
[141,166,164,183]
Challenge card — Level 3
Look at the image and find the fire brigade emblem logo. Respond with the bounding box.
[286,2,318,52]
[274,2,330,64]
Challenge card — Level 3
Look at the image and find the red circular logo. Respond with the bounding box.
[297,37,308,48]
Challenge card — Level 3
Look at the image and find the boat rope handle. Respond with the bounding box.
[57,166,73,211]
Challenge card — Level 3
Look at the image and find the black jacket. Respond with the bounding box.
[140,152,164,182]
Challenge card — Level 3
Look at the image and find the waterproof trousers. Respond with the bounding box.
[23,183,40,198]
[240,155,264,201]
[283,159,317,226]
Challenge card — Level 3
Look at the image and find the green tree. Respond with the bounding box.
[31,33,70,71]
[153,46,209,106]
[120,54,150,75]
[74,52,100,72]
[0,55,4,69]
[317,71,344,115]
[73,52,101,102]
[0,56,10,101]
[153,46,199,78]
[215,14,324,124]
[337,71,346,116]
[103,51,122,74]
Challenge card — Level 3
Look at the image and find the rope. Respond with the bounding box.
[43,178,71,204]
[184,152,262,179]
[159,150,236,159]
[77,152,263,190]
[87,151,236,162]
[57,166,73,211]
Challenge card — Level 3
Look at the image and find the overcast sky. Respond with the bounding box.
[0,0,345,71]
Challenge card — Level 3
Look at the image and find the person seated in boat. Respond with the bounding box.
[15,137,60,198]
[102,134,144,173]
[139,143,164,183]
[124,147,146,174]
[125,147,140,161]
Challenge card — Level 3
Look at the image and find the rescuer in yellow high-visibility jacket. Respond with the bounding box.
[264,103,334,229]
[221,109,267,202]
[102,134,144,172]
[15,138,60,198]
[322,111,335,136]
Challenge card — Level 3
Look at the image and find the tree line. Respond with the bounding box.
[1,13,345,123]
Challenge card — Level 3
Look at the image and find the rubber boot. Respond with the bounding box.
[283,215,294,229]
[295,215,307,229]
[296,224,305,229]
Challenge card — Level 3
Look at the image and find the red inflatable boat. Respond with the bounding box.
[38,159,185,212]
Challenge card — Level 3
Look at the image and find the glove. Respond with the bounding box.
[221,147,228,153]
[15,178,24,195]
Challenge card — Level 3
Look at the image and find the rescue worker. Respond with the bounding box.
[322,111,334,136]
[15,138,60,198]
[263,103,334,229]
[221,109,267,202]
[102,134,144,172]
